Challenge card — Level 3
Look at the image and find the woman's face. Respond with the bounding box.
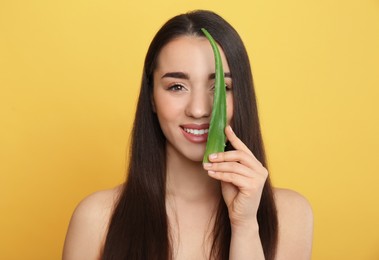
[152,35,233,162]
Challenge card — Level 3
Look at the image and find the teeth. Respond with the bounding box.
[183,128,209,135]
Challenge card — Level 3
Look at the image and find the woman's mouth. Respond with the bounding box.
[182,128,209,136]
[180,124,209,143]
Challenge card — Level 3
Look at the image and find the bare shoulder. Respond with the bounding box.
[74,186,121,218]
[274,188,313,217]
[62,185,123,260]
[274,188,314,260]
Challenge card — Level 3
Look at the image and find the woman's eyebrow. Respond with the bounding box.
[161,72,189,79]
[209,72,232,79]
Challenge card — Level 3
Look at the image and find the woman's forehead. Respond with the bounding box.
[155,36,230,75]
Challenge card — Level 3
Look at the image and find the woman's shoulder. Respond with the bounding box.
[74,185,122,215]
[274,188,313,214]
[69,185,122,228]
[273,187,313,228]
[273,188,314,259]
[62,185,123,260]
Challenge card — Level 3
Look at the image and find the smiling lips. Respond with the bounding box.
[183,128,209,135]
[181,124,209,143]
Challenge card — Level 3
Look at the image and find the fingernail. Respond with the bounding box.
[203,163,212,169]
[208,170,215,175]
[228,125,233,133]
[209,153,217,159]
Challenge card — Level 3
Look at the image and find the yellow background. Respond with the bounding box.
[1,0,378,259]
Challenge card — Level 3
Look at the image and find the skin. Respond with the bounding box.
[63,36,313,260]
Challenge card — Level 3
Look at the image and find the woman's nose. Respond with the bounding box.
[185,89,212,119]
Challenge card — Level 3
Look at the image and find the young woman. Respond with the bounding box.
[63,10,313,260]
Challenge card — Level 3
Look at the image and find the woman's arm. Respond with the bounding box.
[229,221,265,260]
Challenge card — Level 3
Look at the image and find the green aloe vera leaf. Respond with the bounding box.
[201,28,227,163]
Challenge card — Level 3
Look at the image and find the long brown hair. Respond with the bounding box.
[102,10,278,260]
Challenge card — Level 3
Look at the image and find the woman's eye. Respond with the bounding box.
[210,84,232,91]
[168,84,185,91]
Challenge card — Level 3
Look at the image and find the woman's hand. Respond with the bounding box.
[203,125,268,230]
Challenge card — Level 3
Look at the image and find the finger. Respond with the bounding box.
[224,125,262,166]
[207,150,259,170]
[208,170,248,188]
[207,149,267,175]
[204,161,253,178]
[225,125,252,155]
[207,171,263,196]
[205,161,269,181]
